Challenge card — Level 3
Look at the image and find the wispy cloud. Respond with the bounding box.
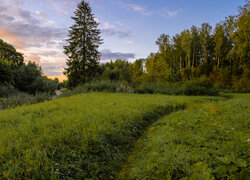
[43,0,77,16]
[119,2,153,16]
[0,0,67,77]
[127,4,153,16]
[41,60,66,76]
[160,8,182,18]
[0,2,66,49]
[120,2,182,18]
[122,40,134,44]
[101,22,131,38]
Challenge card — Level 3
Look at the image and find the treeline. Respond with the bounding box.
[0,39,63,109]
[0,39,61,96]
[93,2,249,91]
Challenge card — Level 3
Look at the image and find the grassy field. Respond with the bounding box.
[0,93,249,179]
[118,94,250,179]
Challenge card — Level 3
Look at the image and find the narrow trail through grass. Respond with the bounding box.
[0,93,235,179]
[117,94,250,179]
[0,93,204,179]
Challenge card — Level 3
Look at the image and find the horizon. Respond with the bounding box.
[0,0,245,81]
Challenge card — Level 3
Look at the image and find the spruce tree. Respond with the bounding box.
[64,0,102,87]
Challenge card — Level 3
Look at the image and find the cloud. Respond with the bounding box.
[0,2,66,49]
[40,60,66,76]
[122,3,153,16]
[21,50,66,76]
[25,53,41,63]
[43,0,77,15]
[122,40,134,44]
[160,8,182,18]
[101,22,131,38]
[101,49,135,61]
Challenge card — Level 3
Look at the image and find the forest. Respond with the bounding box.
[95,3,249,92]
[1,1,249,98]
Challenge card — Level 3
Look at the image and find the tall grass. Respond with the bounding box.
[118,94,249,179]
[1,93,207,179]
[60,79,218,98]
[0,92,52,110]
[59,81,133,98]
[0,83,54,110]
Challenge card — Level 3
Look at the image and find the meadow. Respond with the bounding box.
[118,94,250,179]
[0,93,249,179]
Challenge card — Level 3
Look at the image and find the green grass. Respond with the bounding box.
[0,92,211,179]
[0,93,247,179]
[118,94,250,179]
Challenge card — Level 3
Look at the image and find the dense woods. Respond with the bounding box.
[94,2,249,91]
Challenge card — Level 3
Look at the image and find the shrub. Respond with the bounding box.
[0,92,52,110]
[135,78,218,96]
[0,83,19,98]
[59,81,134,97]
[183,78,218,96]
[134,84,154,94]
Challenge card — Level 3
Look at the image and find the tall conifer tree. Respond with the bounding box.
[64,0,102,87]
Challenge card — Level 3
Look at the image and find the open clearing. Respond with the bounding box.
[0,93,249,179]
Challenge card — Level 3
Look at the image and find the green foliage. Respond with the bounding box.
[14,62,58,94]
[118,94,250,179]
[64,0,102,87]
[0,92,52,110]
[0,83,18,98]
[134,78,218,96]
[59,81,133,97]
[0,93,196,179]
[129,59,144,85]
[90,2,249,92]
[230,2,250,66]
[0,40,59,96]
[0,58,14,84]
[183,77,218,95]
[100,59,131,83]
[145,53,172,83]
[0,39,24,67]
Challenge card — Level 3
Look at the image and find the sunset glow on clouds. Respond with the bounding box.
[0,0,244,81]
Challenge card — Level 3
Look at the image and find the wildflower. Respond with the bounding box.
[41,144,43,146]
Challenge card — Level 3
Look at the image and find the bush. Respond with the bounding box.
[0,83,19,98]
[135,78,218,96]
[60,79,219,97]
[183,78,218,96]
[134,84,154,94]
[0,92,52,110]
[59,81,133,97]
[14,62,59,94]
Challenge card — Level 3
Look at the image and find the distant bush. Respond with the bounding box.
[0,83,19,98]
[84,81,119,92]
[59,79,218,97]
[183,78,218,96]
[59,81,134,97]
[0,92,52,110]
[14,62,59,94]
[135,78,218,96]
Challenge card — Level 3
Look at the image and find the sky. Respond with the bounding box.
[0,0,245,81]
